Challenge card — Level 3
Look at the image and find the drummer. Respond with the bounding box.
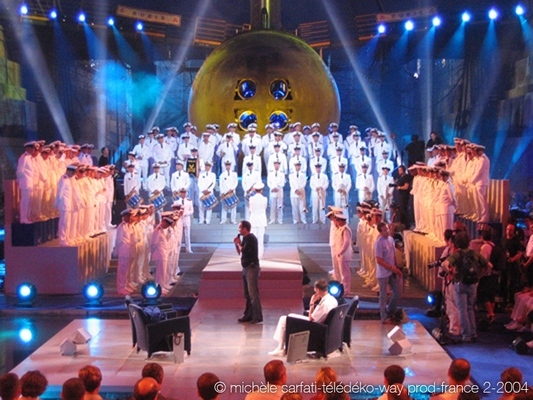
[170,160,190,200]
[197,161,217,224]
[219,160,239,224]
[147,163,166,221]
[123,163,141,198]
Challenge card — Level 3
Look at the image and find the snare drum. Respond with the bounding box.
[200,193,219,210]
[125,189,142,209]
[221,190,239,209]
[149,191,167,210]
[244,190,256,202]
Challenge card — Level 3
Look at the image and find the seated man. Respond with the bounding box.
[245,361,287,400]
[268,279,337,356]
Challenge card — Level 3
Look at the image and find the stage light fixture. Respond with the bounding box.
[327,280,344,299]
[49,9,57,19]
[488,8,499,20]
[17,283,37,307]
[136,21,144,31]
[77,12,86,23]
[19,328,33,343]
[405,20,414,31]
[377,24,386,34]
[462,12,471,22]
[107,17,115,26]
[516,5,525,16]
[141,280,162,305]
[432,16,442,27]
[426,290,443,317]
[83,282,104,307]
[19,4,29,15]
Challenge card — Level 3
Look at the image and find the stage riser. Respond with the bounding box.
[403,231,444,292]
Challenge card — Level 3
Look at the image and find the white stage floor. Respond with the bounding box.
[11,313,453,399]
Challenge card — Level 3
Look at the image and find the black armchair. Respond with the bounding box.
[343,296,360,348]
[128,304,191,358]
[285,303,349,359]
[125,297,176,348]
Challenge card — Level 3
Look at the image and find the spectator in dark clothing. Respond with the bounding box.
[99,147,110,167]
[426,131,443,149]
[501,223,524,307]
[404,135,426,166]
[390,203,410,233]
[393,166,412,225]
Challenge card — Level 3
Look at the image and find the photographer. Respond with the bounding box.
[442,232,491,342]
[390,166,412,226]
[435,229,461,337]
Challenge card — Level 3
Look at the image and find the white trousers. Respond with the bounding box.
[290,196,307,224]
[19,188,32,223]
[58,209,72,246]
[269,193,283,223]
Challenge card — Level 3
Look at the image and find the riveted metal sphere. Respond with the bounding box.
[188,30,340,136]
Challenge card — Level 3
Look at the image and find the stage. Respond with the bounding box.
[10,311,453,399]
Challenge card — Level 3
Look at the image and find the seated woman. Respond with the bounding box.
[268,279,338,357]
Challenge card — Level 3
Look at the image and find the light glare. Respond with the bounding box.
[19,328,33,343]
[136,22,143,31]
[516,5,525,16]
[77,12,86,23]
[19,4,28,15]
[488,8,498,20]
[49,9,57,19]
[107,17,115,26]
[462,12,471,22]
[405,20,414,31]
[432,16,442,27]
[377,24,386,34]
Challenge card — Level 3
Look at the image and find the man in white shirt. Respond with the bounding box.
[469,144,490,223]
[249,182,268,259]
[376,150,394,176]
[242,123,262,156]
[177,135,193,162]
[289,162,307,224]
[356,164,375,203]
[261,123,276,167]
[377,166,394,222]
[16,141,38,224]
[375,132,391,157]
[198,132,215,166]
[177,188,194,253]
[268,279,338,356]
[267,160,285,224]
[152,134,173,187]
[170,161,190,198]
[242,162,261,220]
[307,131,324,159]
[181,122,198,147]
[123,163,141,198]
[288,146,307,176]
[310,163,329,224]
[219,160,239,224]
[287,132,307,159]
[309,147,327,176]
[146,163,166,197]
[216,133,238,171]
[326,132,345,160]
[242,145,262,176]
[266,144,287,174]
[330,146,348,178]
[132,135,151,190]
[333,214,353,296]
[197,161,217,224]
[332,163,351,221]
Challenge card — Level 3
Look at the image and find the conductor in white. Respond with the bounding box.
[268,278,337,356]
[249,182,268,259]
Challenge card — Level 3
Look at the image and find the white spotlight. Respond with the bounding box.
[405,20,414,31]
[488,8,499,20]
[462,12,471,22]
[516,5,525,16]
[432,16,442,27]
[377,24,386,34]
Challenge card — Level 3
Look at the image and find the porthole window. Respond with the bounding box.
[238,110,257,130]
[236,79,257,100]
[270,79,289,100]
[269,111,289,131]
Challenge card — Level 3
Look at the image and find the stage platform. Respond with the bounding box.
[10,308,453,399]
[197,244,303,300]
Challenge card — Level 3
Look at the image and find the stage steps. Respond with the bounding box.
[190,222,331,243]
[198,245,303,300]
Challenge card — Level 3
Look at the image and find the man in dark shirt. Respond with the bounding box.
[404,135,425,166]
[426,131,443,149]
[501,223,525,307]
[234,220,263,324]
[394,166,412,225]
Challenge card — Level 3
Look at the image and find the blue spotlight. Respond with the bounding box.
[488,8,499,20]
[405,20,414,31]
[49,9,57,19]
[327,280,344,299]
[426,291,443,317]
[462,11,471,22]
[19,4,29,15]
[432,16,442,27]
[77,12,86,23]
[516,5,525,16]
[141,280,162,305]
[19,328,33,343]
[107,17,115,26]
[17,283,37,307]
[377,24,386,34]
[426,293,435,305]
[83,282,104,307]
[136,21,144,31]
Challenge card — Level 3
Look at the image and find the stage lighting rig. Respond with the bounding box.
[327,280,344,299]
[83,282,104,307]
[461,12,471,23]
[107,17,115,26]
[136,21,144,31]
[19,4,28,15]
[404,20,414,31]
[432,16,442,27]
[377,24,386,34]
[515,5,525,16]
[77,12,86,23]
[141,281,162,305]
[49,9,57,20]
[17,283,37,307]
[488,8,499,20]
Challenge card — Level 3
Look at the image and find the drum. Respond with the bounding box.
[125,189,142,209]
[221,190,239,209]
[158,161,169,168]
[200,193,219,210]
[172,191,180,201]
[244,190,256,202]
[149,191,167,210]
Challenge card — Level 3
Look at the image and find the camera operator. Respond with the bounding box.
[390,166,412,226]
[434,229,461,337]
